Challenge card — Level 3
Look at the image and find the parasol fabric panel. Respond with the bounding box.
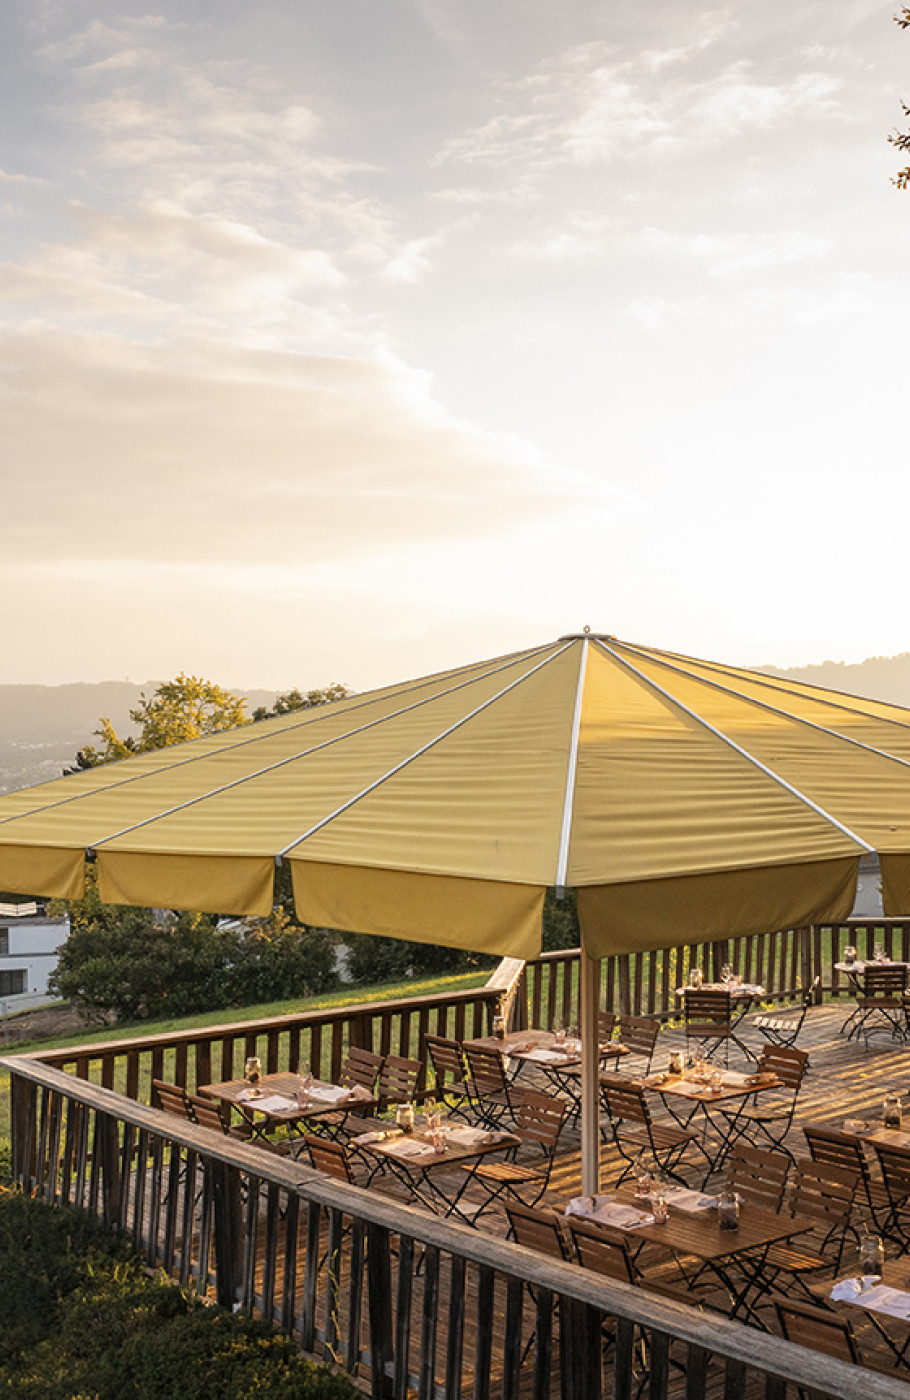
[0,632,908,956]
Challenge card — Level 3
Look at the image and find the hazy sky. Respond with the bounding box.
[2,1,907,691]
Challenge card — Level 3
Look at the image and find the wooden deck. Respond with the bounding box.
[241,1001,910,1395]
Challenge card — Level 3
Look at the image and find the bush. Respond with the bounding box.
[49,872,338,1023]
[0,1188,357,1399]
[342,931,496,985]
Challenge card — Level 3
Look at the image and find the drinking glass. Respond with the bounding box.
[859,1231,885,1280]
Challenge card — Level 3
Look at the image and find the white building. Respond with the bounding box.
[0,901,69,1011]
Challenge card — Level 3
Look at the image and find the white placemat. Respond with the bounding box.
[238,1092,297,1114]
[831,1280,910,1319]
[566,1196,655,1229]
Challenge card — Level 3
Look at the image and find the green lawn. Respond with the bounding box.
[0,970,491,1144]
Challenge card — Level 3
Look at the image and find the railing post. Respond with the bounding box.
[211,1158,243,1309]
[580,949,601,1196]
[10,1071,36,1188]
[366,1220,394,1398]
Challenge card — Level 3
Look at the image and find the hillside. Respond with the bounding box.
[0,682,278,795]
[2,651,910,796]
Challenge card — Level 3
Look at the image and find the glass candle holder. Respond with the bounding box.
[718,1191,740,1231]
[244,1056,261,1090]
[884,1093,903,1130]
[396,1102,415,1134]
[652,1193,669,1223]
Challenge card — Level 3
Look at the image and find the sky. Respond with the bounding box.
[1,0,908,693]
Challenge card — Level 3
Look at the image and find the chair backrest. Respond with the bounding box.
[151,1079,189,1118]
[683,989,732,1029]
[802,974,822,1009]
[306,1136,355,1183]
[506,1203,570,1260]
[756,1042,808,1089]
[726,1145,790,1212]
[598,1011,617,1043]
[513,1089,566,1153]
[871,1139,910,1202]
[802,1123,872,1186]
[861,965,907,998]
[569,1218,638,1284]
[343,1045,384,1092]
[601,1079,650,1128]
[788,1157,859,1232]
[186,1091,229,1135]
[463,1044,509,1098]
[425,1035,467,1090]
[617,1015,659,1062]
[377,1053,422,1105]
[774,1295,861,1365]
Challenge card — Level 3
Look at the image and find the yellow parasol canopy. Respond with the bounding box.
[0,633,908,957]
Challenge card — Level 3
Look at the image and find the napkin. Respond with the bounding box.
[238,1092,297,1114]
[830,1280,910,1318]
[662,1187,716,1212]
[447,1126,495,1146]
[565,1196,654,1229]
[523,1048,573,1064]
[720,1071,753,1088]
[307,1085,352,1106]
[381,1138,438,1160]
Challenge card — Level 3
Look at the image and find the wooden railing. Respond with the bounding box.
[21,919,910,1113]
[5,1056,905,1400]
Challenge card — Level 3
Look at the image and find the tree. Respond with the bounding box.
[891,7,910,189]
[251,683,351,721]
[66,673,248,771]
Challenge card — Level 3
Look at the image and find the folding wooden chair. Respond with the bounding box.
[752,976,821,1052]
[726,1143,790,1213]
[773,1294,862,1365]
[715,1043,808,1165]
[851,965,907,1045]
[461,1089,566,1221]
[869,1138,910,1249]
[683,988,735,1065]
[424,1034,477,1120]
[802,1122,891,1235]
[506,1201,571,1259]
[151,1079,189,1118]
[746,1158,860,1311]
[463,1043,519,1128]
[600,1078,710,1187]
[376,1053,422,1110]
[616,1015,659,1075]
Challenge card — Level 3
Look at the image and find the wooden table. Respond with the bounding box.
[815,1263,910,1370]
[640,1068,783,1179]
[352,1118,521,1224]
[198,1071,375,1140]
[570,1190,814,1328]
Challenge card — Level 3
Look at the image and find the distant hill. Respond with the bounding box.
[759,653,910,710]
[0,682,278,795]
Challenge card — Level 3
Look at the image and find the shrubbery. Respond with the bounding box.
[49,873,338,1023]
[0,1187,357,1399]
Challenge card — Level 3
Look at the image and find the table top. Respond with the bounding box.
[464,1027,628,1064]
[835,960,909,974]
[353,1119,519,1172]
[570,1191,813,1262]
[199,1071,374,1123]
[675,982,765,998]
[638,1068,781,1105]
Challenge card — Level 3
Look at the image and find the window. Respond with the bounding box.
[0,928,7,955]
[0,970,26,996]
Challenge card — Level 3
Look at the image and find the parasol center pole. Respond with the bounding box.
[580,947,601,1197]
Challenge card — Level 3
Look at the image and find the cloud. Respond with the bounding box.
[0,327,591,578]
[433,39,846,180]
[640,227,832,278]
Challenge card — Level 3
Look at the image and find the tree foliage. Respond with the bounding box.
[252,683,351,720]
[49,871,336,1023]
[66,672,248,771]
[891,7,910,189]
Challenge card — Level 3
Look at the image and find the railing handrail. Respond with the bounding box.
[4,1055,906,1400]
[21,982,498,1064]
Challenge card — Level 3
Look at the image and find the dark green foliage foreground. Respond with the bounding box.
[0,1187,357,1399]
